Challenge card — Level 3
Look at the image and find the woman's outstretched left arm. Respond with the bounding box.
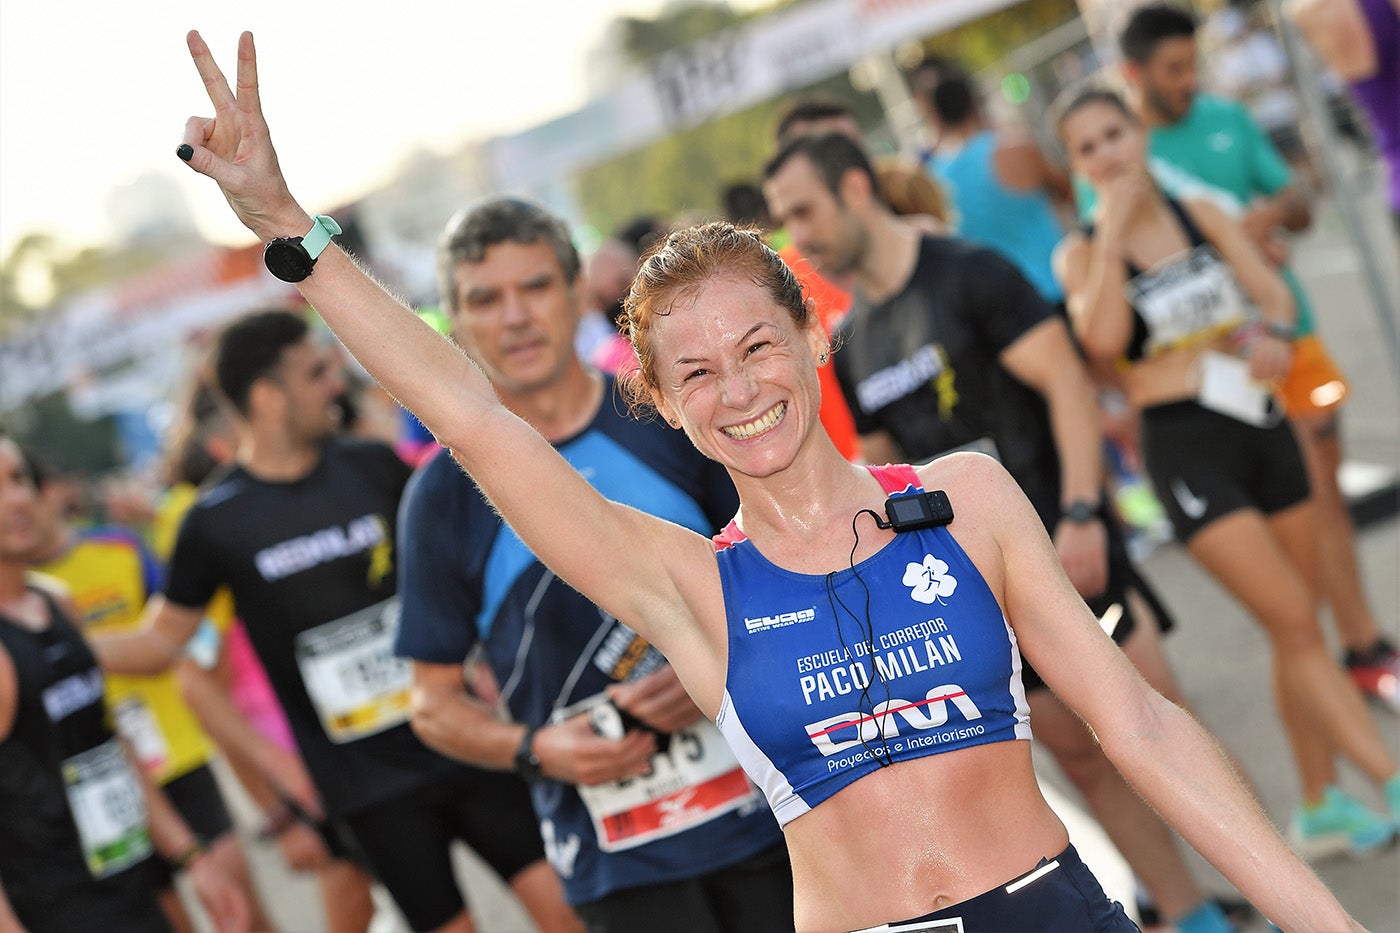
[961,457,1364,933]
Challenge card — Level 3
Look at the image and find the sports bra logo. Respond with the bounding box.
[804,685,984,756]
[904,555,957,605]
[744,607,817,634]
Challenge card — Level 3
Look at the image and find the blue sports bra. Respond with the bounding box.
[713,464,1032,826]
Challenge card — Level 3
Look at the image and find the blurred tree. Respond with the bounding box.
[916,0,1080,72]
[0,391,120,479]
[615,1,749,62]
[1,233,58,337]
[1,233,170,338]
[576,72,881,237]
[573,0,1081,235]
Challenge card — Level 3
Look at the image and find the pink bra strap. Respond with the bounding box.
[865,463,922,495]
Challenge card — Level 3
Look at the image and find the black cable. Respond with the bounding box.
[823,509,896,767]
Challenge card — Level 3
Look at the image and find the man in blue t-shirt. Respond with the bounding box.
[912,56,1072,307]
[394,197,792,932]
[1105,2,1400,717]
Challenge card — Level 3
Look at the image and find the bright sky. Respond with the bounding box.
[0,0,701,258]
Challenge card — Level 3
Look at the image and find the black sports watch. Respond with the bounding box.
[513,725,544,782]
[1061,498,1100,525]
[263,214,341,283]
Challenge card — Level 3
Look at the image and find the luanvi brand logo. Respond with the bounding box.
[744,607,816,634]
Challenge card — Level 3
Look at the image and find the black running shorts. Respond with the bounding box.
[1140,401,1310,543]
[572,842,795,933]
[161,764,235,842]
[341,767,546,932]
[152,764,235,890]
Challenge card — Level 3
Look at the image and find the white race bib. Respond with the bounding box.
[62,738,153,878]
[1127,246,1250,355]
[569,712,760,853]
[295,598,411,743]
[1195,350,1279,426]
[112,697,170,777]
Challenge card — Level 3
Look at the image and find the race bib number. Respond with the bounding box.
[571,713,760,853]
[112,697,170,777]
[1127,245,1249,355]
[62,739,153,878]
[295,598,411,743]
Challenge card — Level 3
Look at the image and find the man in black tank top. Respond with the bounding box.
[763,133,1246,933]
[0,434,246,932]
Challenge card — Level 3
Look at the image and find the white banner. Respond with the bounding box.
[487,0,1020,190]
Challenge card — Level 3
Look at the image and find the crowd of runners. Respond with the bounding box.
[2,2,1398,932]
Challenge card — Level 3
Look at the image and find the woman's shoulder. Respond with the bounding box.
[914,452,1020,508]
[1179,189,1233,222]
[911,454,1020,593]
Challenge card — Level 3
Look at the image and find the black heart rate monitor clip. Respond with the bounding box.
[876,490,955,532]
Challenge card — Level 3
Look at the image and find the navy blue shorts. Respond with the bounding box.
[858,843,1139,932]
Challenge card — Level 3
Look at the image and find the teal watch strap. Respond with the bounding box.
[302,214,342,261]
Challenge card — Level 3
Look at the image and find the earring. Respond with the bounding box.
[818,352,829,365]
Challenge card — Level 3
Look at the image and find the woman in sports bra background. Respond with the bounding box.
[1053,85,1399,860]
[173,32,1366,933]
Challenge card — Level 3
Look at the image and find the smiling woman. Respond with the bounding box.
[616,228,831,479]
[175,29,1369,933]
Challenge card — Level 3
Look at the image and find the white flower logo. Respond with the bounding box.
[904,554,957,605]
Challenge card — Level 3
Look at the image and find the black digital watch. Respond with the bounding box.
[1061,499,1100,525]
[513,725,544,782]
[263,214,341,283]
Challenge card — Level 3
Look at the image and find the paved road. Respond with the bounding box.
[184,168,1400,932]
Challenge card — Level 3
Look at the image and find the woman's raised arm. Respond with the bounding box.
[179,31,505,451]
[176,32,724,682]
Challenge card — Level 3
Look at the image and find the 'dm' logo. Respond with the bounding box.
[804,685,983,756]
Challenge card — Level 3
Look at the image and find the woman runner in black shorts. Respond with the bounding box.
[1053,84,1400,859]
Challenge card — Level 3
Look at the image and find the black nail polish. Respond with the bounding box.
[176,144,194,162]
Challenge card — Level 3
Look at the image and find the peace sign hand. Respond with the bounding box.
[178,30,309,241]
